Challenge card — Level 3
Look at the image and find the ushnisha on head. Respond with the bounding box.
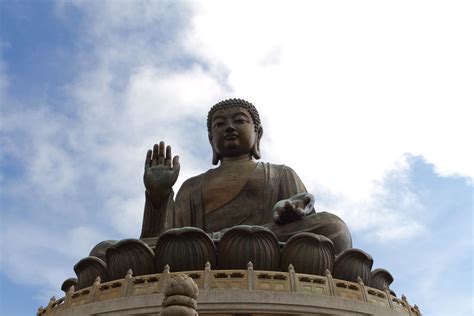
[207,98,263,165]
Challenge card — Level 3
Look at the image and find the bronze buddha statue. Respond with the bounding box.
[58,99,408,311]
[141,98,352,254]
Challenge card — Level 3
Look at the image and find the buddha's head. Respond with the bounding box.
[207,99,263,165]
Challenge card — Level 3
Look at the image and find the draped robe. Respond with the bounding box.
[141,162,352,254]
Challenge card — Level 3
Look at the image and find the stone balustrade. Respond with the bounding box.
[38,263,421,316]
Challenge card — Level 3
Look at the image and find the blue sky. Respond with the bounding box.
[0,1,473,315]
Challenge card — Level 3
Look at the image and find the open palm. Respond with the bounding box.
[144,141,180,196]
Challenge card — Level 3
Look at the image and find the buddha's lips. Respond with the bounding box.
[224,134,238,140]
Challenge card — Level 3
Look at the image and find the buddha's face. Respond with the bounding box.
[211,106,257,159]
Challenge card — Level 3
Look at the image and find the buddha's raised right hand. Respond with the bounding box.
[144,141,180,200]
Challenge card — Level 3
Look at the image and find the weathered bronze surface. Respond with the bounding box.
[370,268,394,291]
[281,232,334,275]
[333,248,373,284]
[73,256,108,289]
[140,99,352,254]
[89,240,117,262]
[155,227,216,272]
[60,278,77,294]
[217,225,280,270]
[106,239,156,280]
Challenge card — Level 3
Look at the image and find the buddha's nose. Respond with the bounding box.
[225,125,236,133]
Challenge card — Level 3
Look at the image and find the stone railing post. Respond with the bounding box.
[43,296,55,314]
[64,285,75,308]
[414,304,421,315]
[288,264,297,292]
[203,261,212,290]
[88,276,101,303]
[247,261,254,290]
[402,295,413,316]
[357,277,368,302]
[158,264,170,292]
[325,269,336,296]
[384,284,394,309]
[122,269,133,297]
[37,306,44,316]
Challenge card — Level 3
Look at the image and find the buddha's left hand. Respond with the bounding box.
[273,193,315,225]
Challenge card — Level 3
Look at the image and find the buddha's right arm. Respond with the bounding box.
[141,142,181,238]
[140,178,195,238]
[139,190,175,238]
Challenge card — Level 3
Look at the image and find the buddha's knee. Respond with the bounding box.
[267,211,352,254]
[303,212,352,255]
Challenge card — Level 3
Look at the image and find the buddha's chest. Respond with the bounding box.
[202,163,264,214]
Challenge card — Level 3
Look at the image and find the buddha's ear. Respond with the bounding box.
[212,149,219,165]
[251,126,263,160]
[209,136,219,165]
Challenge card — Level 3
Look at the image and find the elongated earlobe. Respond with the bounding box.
[212,148,220,165]
[251,127,263,160]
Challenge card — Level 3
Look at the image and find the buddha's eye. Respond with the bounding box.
[234,116,250,124]
[213,122,225,129]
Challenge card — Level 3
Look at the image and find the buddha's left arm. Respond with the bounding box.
[273,166,315,224]
[278,166,307,197]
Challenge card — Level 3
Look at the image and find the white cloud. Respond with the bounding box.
[124,65,228,125]
[179,0,474,238]
[0,222,108,298]
[187,0,474,188]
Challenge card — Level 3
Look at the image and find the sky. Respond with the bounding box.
[0,1,472,315]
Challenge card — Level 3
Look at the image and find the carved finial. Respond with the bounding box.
[324,269,332,277]
[163,264,170,273]
[162,274,199,316]
[126,269,133,278]
[288,264,294,272]
[414,304,420,312]
[49,296,56,302]
[357,276,364,284]
[247,261,253,270]
[402,294,407,301]
[205,261,211,270]
[94,276,101,285]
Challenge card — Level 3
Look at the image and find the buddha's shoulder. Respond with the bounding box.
[177,173,205,195]
[260,162,297,174]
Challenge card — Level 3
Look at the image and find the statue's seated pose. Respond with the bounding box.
[140,99,352,254]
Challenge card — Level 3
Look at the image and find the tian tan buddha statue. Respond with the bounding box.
[43,98,416,315]
[140,98,352,254]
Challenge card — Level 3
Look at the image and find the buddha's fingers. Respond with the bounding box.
[284,200,295,212]
[165,145,172,167]
[278,205,287,216]
[152,144,159,166]
[295,207,305,218]
[158,141,165,165]
[172,156,180,172]
[273,208,283,223]
[145,149,152,170]
[276,205,288,224]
